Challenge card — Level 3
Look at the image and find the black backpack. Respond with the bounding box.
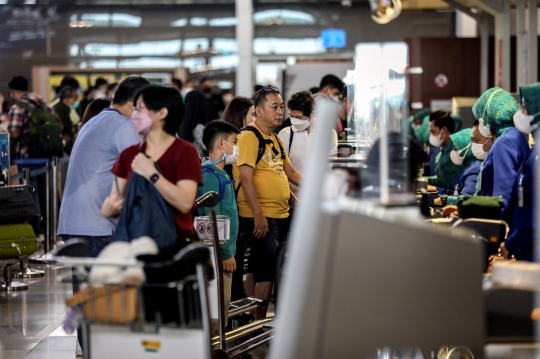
[234,126,286,197]
[17,99,63,159]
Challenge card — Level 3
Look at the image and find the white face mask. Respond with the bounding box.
[472,139,491,160]
[291,117,310,132]
[513,109,538,135]
[411,123,421,130]
[449,143,471,165]
[224,141,239,165]
[429,131,444,147]
[330,95,340,103]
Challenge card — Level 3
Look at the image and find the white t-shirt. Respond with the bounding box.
[278,124,338,196]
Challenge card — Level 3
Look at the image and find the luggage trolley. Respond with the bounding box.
[53,240,215,359]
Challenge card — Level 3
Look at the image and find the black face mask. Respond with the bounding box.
[202,87,212,94]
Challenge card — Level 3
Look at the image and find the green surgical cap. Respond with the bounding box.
[450,128,476,168]
[472,87,518,137]
[519,82,540,126]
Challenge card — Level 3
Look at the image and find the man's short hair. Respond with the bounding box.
[60,76,80,91]
[95,78,108,88]
[473,119,479,127]
[171,78,182,89]
[429,110,455,133]
[254,84,263,93]
[319,74,344,92]
[309,86,319,94]
[8,76,28,92]
[107,83,118,92]
[113,76,150,106]
[202,120,240,152]
[287,91,314,118]
[199,77,210,87]
[59,87,77,101]
[253,87,280,108]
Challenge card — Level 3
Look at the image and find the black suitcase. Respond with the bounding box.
[0,185,36,225]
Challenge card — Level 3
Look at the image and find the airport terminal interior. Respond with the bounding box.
[0,0,539,358]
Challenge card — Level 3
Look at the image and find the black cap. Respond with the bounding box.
[8,76,28,92]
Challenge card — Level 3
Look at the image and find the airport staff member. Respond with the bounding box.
[233,86,302,320]
[503,83,540,260]
[423,111,461,191]
[472,87,530,218]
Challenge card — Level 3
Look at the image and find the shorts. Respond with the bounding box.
[239,217,289,283]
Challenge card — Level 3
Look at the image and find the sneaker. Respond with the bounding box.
[76,341,83,356]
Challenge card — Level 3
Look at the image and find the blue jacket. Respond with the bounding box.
[505,146,537,261]
[478,127,531,219]
[445,161,481,205]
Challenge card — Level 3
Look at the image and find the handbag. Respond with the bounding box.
[457,196,503,220]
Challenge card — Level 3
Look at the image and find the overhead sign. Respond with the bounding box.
[321,29,346,49]
[434,73,449,88]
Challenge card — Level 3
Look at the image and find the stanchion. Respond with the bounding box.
[51,157,60,249]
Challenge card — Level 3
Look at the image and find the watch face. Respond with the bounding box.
[150,174,159,183]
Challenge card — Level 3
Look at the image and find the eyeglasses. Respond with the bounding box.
[253,86,280,108]
[134,103,147,111]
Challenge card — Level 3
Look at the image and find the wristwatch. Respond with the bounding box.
[149,173,160,184]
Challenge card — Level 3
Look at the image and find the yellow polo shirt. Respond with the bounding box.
[233,123,291,219]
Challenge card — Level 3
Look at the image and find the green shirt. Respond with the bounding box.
[197,164,238,260]
[425,140,464,190]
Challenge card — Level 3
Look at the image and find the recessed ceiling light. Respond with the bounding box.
[24,0,36,4]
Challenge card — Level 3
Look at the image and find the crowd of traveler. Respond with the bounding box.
[2,69,539,356]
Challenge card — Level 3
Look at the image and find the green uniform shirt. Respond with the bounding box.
[425,140,464,191]
[197,164,238,260]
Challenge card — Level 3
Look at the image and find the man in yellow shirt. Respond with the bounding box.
[233,86,302,319]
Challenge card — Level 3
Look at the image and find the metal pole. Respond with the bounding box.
[24,168,29,185]
[52,157,59,249]
[517,0,528,86]
[480,15,490,93]
[209,207,227,351]
[528,0,538,83]
[44,162,50,254]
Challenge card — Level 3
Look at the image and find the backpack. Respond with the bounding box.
[17,99,63,159]
[235,126,286,197]
[202,166,235,201]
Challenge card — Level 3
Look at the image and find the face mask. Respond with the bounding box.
[429,131,444,147]
[472,138,491,160]
[513,109,539,135]
[205,141,239,165]
[131,111,153,135]
[291,117,310,132]
[411,123,421,130]
[224,142,240,165]
[330,95,340,103]
[449,143,470,165]
[70,101,80,110]
[202,87,212,94]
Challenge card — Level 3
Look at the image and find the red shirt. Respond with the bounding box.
[112,138,202,239]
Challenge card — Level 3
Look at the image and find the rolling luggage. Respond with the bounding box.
[0,223,37,259]
[0,185,36,225]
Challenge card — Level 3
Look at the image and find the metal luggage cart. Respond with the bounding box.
[54,242,215,359]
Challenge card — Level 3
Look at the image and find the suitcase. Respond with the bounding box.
[0,185,36,225]
[0,224,37,259]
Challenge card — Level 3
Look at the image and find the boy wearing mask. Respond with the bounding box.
[198,120,241,329]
